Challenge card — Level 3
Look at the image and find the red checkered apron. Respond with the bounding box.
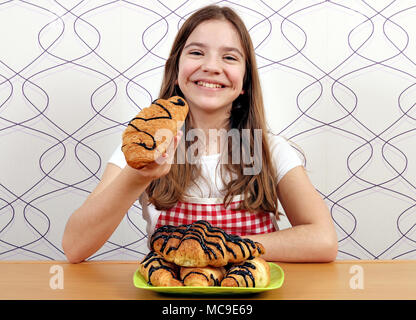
[155,195,277,236]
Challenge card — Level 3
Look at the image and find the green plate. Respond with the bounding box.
[133,262,284,295]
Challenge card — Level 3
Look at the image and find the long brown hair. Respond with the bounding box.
[146,5,279,215]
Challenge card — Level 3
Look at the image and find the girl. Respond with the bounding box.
[62,5,338,263]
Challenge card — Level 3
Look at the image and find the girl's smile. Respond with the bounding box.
[177,19,246,119]
[195,80,225,89]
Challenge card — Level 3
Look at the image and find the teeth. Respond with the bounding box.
[197,81,222,88]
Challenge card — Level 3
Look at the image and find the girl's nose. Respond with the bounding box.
[201,58,221,74]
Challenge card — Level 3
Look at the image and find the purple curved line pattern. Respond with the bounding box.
[59,1,154,258]
[1,0,416,261]
[248,1,369,257]
[0,0,142,259]
[339,1,416,259]
[0,1,70,259]
[73,1,165,110]
[250,0,416,259]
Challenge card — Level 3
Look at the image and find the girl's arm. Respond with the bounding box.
[62,133,182,263]
[62,164,150,263]
[247,166,338,262]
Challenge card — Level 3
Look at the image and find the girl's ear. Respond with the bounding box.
[241,89,245,95]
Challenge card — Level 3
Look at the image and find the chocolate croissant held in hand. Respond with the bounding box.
[221,257,271,288]
[150,220,266,268]
[138,251,183,287]
[180,266,226,287]
[122,96,188,169]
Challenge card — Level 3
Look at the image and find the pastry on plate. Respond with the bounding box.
[180,266,226,286]
[138,251,183,287]
[220,257,270,288]
[150,220,265,267]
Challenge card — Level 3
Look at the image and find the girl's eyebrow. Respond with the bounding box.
[184,42,244,58]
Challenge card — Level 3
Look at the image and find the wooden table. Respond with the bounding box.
[0,260,415,300]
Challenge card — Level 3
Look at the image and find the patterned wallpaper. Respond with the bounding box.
[1,0,416,261]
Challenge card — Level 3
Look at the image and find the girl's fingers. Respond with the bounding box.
[155,131,182,165]
[173,130,183,150]
[155,150,168,165]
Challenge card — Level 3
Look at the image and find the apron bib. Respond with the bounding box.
[155,195,277,236]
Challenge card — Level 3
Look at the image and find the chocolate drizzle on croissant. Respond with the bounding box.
[139,251,183,286]
[222,261,256,287]
[220,257,271,288]
[125,97,186,151]
[122,96,188,169]
[150,220,265,267]
[180,266,226,286]
[137,222,271,287]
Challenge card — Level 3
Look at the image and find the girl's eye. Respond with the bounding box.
[190,51,202,56]
[224,55,237,61]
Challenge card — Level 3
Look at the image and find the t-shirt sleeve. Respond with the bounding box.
[268,134,303,183]
[108,143,127,168]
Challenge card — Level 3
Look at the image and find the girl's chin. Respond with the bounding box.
[185,94,236,109]
[188,99,232,113]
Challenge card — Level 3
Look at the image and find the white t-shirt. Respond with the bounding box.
[108,134,303,239]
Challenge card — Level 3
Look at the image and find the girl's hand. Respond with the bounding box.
[131,130,183,183]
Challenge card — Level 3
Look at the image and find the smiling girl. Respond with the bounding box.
[62,5,338,263]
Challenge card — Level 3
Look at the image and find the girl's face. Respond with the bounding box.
[177,19,246,118]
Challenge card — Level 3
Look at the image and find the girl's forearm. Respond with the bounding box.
[62,167,151,263]
[247,224,338,263]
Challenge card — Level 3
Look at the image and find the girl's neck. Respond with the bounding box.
[188,109,230,155]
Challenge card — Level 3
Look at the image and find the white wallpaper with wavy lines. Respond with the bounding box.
[1,0,416,261]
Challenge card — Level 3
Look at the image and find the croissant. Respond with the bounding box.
[122,96,188,169]
[220,257,270,288]
[150,220,265,268]
[138,251,183,287]
[180,266,226,286]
